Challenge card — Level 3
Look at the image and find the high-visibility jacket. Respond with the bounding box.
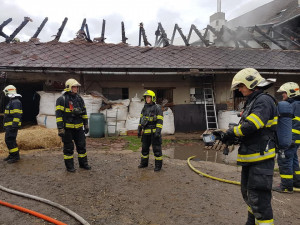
[55,92,88,129]
[4,97,22,129]
[227,90,278,165]
[139,103,163,135]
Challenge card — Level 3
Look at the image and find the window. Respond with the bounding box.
[102,88,129,100]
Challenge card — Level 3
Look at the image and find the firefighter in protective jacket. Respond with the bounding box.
[138,90,164,171]
[56,78,91,172]
[3,85,22,164]
[214,68,277,225]
[273,82,300,193]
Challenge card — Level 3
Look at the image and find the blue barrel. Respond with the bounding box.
[89,113,105,138]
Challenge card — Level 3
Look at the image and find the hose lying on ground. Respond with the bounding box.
[0,185,90,225]
[187,156,300,192]
[0,200,67,225]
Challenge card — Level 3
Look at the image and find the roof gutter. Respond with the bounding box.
[0,69,299,76]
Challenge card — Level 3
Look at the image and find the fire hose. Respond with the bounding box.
[0,200,67,225]
[187,156,300,192]
[0,184,90,225]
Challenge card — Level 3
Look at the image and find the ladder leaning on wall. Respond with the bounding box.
[203,83,218,130]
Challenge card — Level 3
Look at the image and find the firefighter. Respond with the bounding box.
[56,78,91,172]
[138,90,164,172]
[273,82,300,193]
[214,68,277,225]
[2,85,22,164]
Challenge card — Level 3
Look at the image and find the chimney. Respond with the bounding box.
[217,0,221,12]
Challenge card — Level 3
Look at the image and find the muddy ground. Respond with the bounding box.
[0,136,300,225]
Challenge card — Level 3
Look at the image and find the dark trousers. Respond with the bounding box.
[277,144,300,188]
[141,134,162,158]
[63,128,86,157]
[241,159,274,224]
[5,127,19,156]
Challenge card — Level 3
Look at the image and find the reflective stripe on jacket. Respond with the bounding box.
[228,91,278,165]
[4,97,22,128]
[55,92,88,129]
[139,103,163,135]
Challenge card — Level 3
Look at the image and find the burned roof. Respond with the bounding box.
[0,41,299,72]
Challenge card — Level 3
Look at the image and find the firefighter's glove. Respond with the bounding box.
[84,124,89,134]
[154,132,161,138]
[212,130,227,142]
[58,128,65,137]
[138,126,142,138]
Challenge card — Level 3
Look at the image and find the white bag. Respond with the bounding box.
[161,108,175,135]
[125,116,140,131]
[36,114,57,129]
[37,91,57,116]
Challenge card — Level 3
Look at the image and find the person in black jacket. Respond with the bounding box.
[3,85,22,164]
[214,68,277,225]
[56,78,91,172]
[138,90,164,172]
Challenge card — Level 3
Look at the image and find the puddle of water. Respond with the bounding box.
[163,143,238,165]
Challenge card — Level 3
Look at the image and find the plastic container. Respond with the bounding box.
[89,113,105,138]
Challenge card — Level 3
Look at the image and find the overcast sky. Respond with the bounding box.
[0,0,273,45]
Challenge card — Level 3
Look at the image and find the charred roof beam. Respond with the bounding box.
[170,24,189,46]
[155,23,169,47]
[187,24,209,47]
[254,25,287,50]
[31,17,48,39]
[6,17,32,43]
[121,21,128,44]
[139,23,151,47]
[54,17,68,41]
[0,18,12,39]
[282,27,300,41]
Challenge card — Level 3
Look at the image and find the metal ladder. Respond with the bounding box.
[203,84,218,130]
[105,109,118,137]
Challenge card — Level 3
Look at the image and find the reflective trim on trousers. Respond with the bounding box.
[64,155,74,159]
[255,218,274,225]
[280,174,293,179]
[237,148,275,163]
[78,153,87,158]
[155,156,163,160]
[295,171,300,175]
[141,154,149,159]
[9,147,19,153]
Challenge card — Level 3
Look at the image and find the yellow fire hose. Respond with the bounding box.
[187,156,300,192]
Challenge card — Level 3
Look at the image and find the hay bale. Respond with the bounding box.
[0,126,62,153]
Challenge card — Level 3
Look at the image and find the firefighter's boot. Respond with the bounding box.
[3,155,11,161]
[65,158,76,172]
[7,152,20,164]
[154,159,162,172]
[138,157,148,168]
[78,156,91,170]
[245,212,255,225]
[272,184,293,193]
